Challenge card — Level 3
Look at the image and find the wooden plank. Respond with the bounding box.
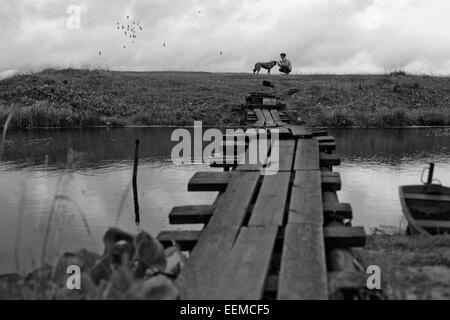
[294,139,320,170]
[158,225,364,252]
[404,193,450,202]
[271,140,296,172]
[262,109,276,127]
[166,201,351,229]
[270,127,291,139]
[323,203,353,219]
[278,223,328,300]
[319,142,336,153]
[207,172,260,229]
[319,153,341,167]
[254,109,266,127]
[177,172,260,299]
[213,226,278,299]
[169,205,215,225]
[235,138,268,171]
[270,110,285,125]
[324,226,366,248]
[188,172,232,192]
[249,173,291,226]
[311,130,328,137]
[323,191,352,219]
[288,170,323,225]
[321,172,341,191]
[288,125,313,138]
[315,136,335,143]
[157,230,201,251]
[189,170,338,193]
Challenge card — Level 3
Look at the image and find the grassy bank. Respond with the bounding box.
[355,231,450,299]
[1,68,450,129]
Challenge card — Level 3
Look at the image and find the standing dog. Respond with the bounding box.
[253,61,278,75]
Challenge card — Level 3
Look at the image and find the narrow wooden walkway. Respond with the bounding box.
[158,93,367,300]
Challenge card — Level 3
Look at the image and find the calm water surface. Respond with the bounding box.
[0,127,449,274]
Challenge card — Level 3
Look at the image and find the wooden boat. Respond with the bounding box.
[399,163,450,235]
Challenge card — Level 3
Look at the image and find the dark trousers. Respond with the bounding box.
[279,66,291,74]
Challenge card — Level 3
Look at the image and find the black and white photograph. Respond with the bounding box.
[0,0,450,305]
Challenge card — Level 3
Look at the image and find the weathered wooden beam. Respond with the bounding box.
[158,226,364,252]
[311,130,328,137]
[323,203,353,219]
[315,136,335,143]
[288,125,313,138]
[254,109,266,127]
[249,172,291,227]
[188,171,340,192]
[324,226,366,249]
[210,152,340,168]
[212,226,278,299]
[157,230,201,251]
[323,191,352,219]
[288,170,323,225]
[188,172,233,192]
[278,223,328,300]
[294,139,320,170]
[321,172,342,191]
[169,205,215,224]
[168,202,352,226]
[177,172,260,299]
[319,142,336,153]
[262,109,276,127]
[319,153,341,166]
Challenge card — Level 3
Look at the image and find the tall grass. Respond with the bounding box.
[40,149,93,266]
[0,102,102,130]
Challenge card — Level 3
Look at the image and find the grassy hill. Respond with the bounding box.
[1,68,450,129]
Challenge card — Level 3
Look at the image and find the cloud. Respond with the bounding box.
[1,0,450,74]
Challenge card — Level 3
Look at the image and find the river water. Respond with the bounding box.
[0,127,449,274]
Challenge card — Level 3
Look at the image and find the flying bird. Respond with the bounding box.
[99,51,102,56]
[116,16,144,49]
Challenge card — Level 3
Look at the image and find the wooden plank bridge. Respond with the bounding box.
[157,93,367,300]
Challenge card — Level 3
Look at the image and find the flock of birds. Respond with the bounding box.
[116,15,143,49]
[98,11,224,56]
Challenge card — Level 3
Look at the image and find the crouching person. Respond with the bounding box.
[278,53,292,75]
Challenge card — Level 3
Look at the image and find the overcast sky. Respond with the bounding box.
[2,0,450,76]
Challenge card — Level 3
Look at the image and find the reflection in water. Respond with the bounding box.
[0,127,450,274]
[329,128,450,231]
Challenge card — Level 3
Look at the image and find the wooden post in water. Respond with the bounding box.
[133,139,140,225]
[427,163,435,185]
